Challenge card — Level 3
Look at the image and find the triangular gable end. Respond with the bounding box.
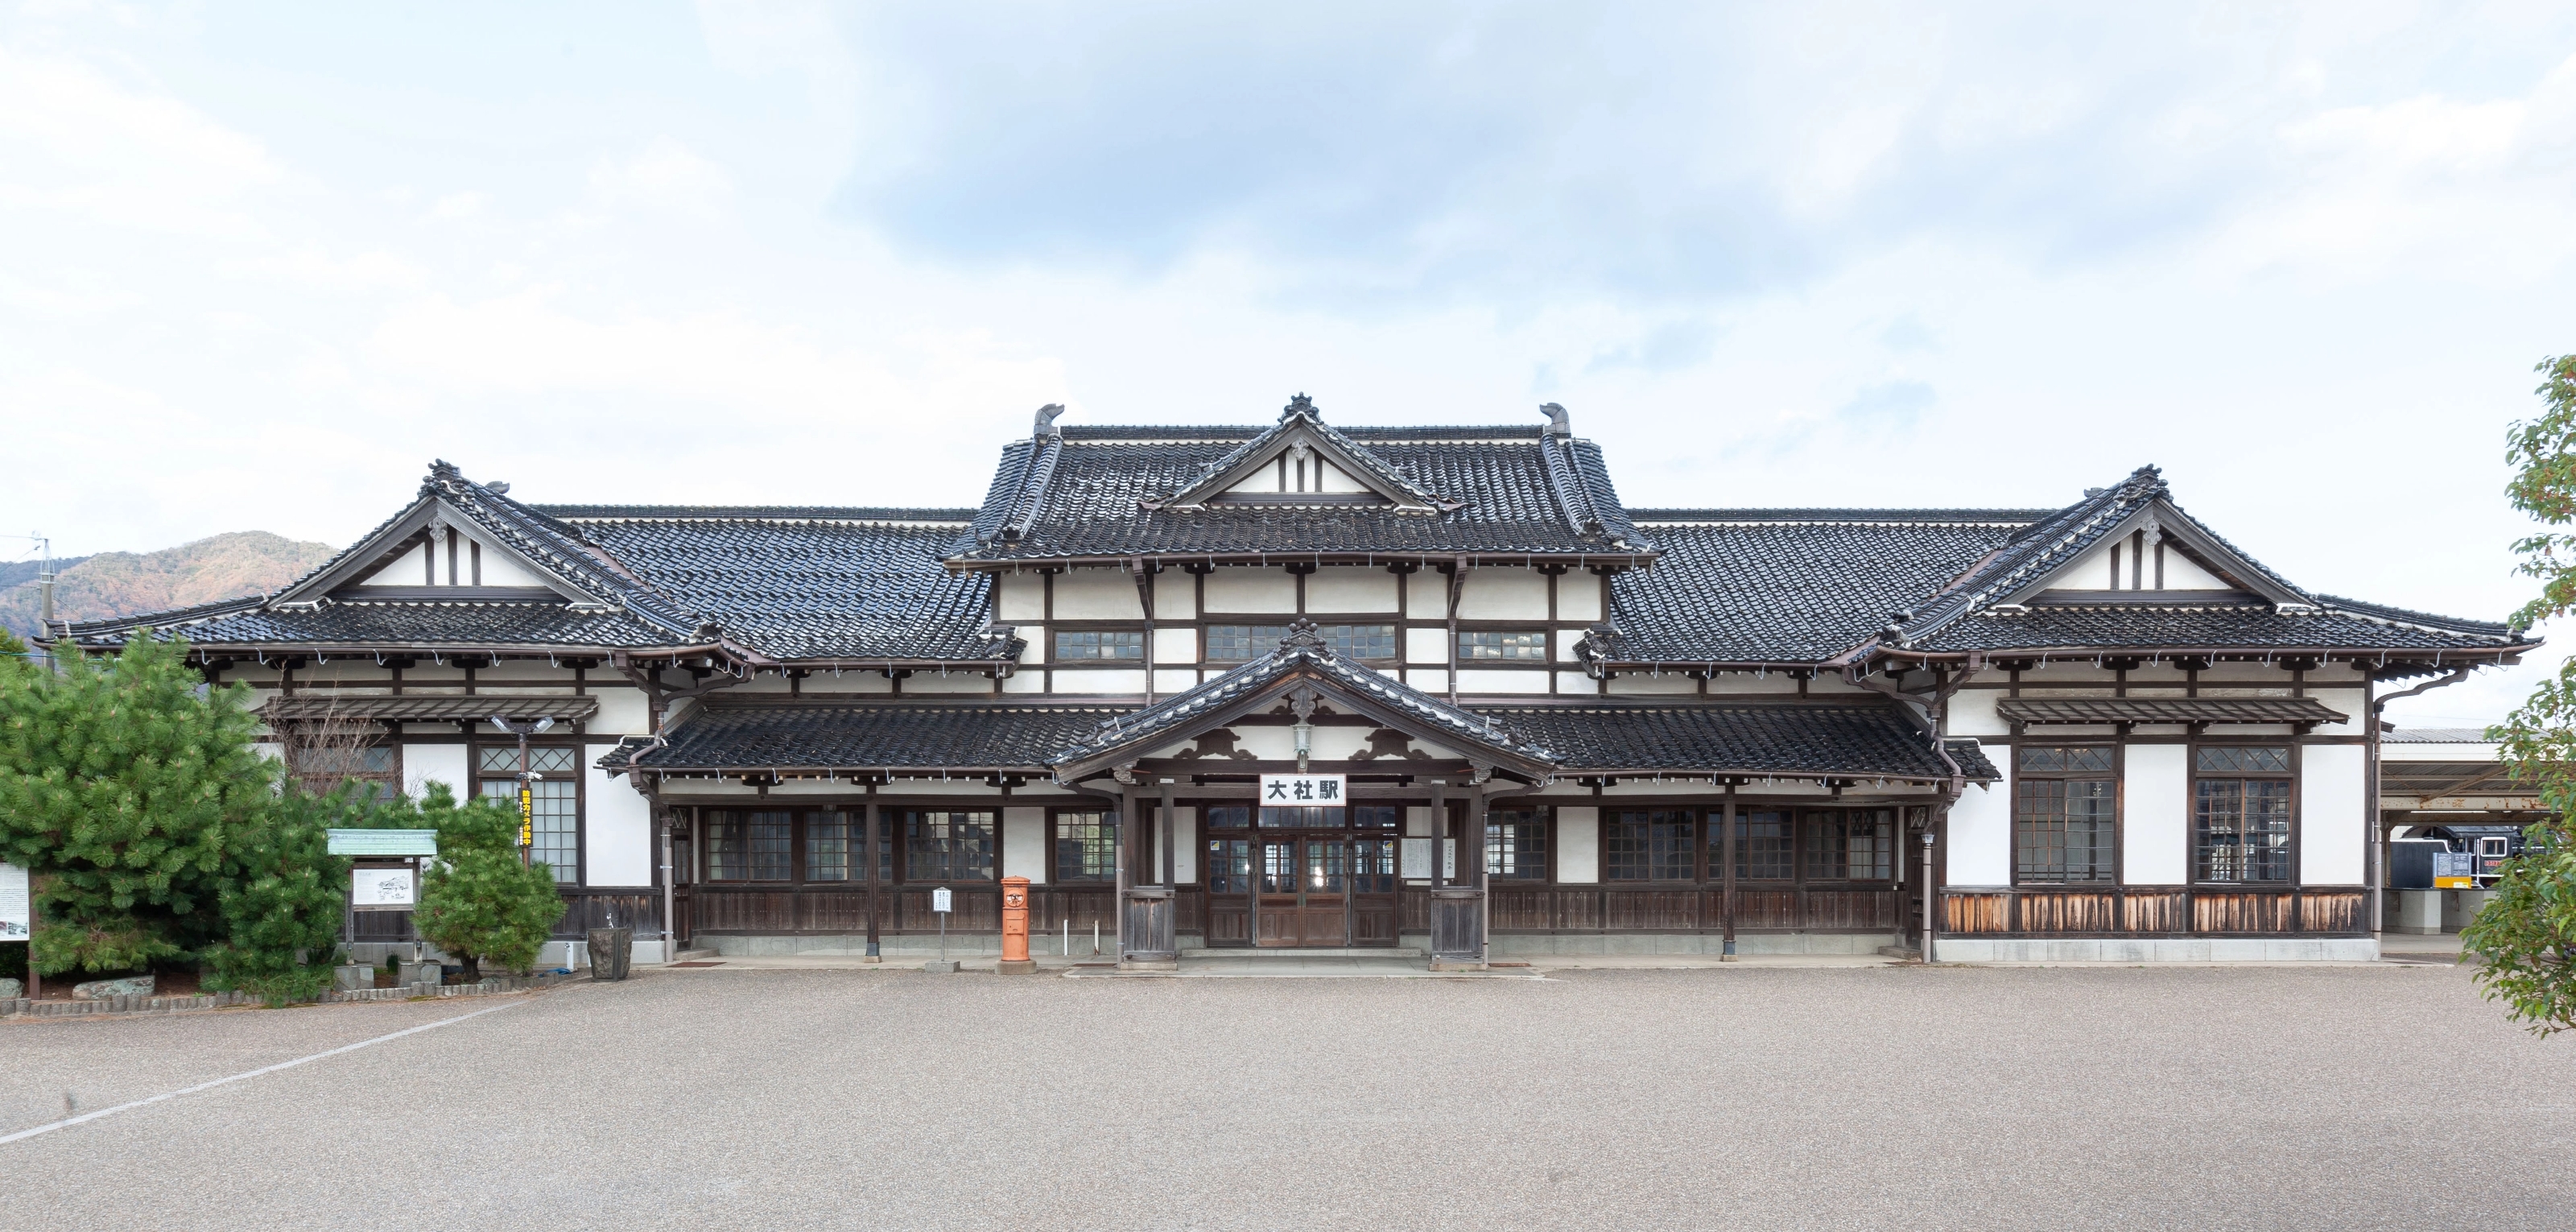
[1995,497,2312,611]
[274,473,612,610]
[1150,395,1457,513]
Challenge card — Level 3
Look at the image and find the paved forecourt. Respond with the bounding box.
[6,963,2573,1230]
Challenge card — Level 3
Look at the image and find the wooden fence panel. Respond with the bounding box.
[2016,891,2118,934]
[2120,891,2189,933]
[2192,891,2295,934]
[1604,889,1700,930]
[1943,892,2010,934]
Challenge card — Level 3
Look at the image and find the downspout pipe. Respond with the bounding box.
[2368,666,2475,940]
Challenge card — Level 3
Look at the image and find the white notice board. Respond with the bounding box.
[350,866,417,910]
[0,862,27,939]
[1398,839,1457,880]
[931,887,953,914]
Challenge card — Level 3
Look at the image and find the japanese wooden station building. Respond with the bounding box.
[69,396,2534,965]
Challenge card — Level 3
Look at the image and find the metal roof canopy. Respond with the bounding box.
[326,829,439,857]
[264,696,600,722]
[1995,697,2348,726]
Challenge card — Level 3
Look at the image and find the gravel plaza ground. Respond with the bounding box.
[6,957,2574,1231]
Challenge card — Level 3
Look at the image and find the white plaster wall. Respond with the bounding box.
[356,540,431,587]
[1172,806,1199,883]
[1455,669,1549,694]
[2124,744,2189,884]
[906,672,995,694]
[585,746,653,887]
[1153,669,1199,695]
[1405,627,1448,664]
[1407,668,1449,694]
[1307,567,1398,613]
[1406,569,1447,617]
[1946,768,2013,887]
[590,686,648,735]
[1947,690,2007,737]
[1555,672,1600,695]
[1405,805,1430,837]
[406,743,468,798]
[1051,669,1146,694]
[1052,568,1144,619]
[1002,672,1049,694]
[1154,627,1197,664]
[475,547,550,589]
[2301,744,2367,886]
[2308,688,2368,737]
[1607,673,1696,695]
[1556,806,1600,883]
[1319,460,1368,493]
[1003,806,1046,883]
[1204,568,1295,613]
[1153,572,1194,619]
[1703,674,1802,695]
[1557,575,1604,622]
[997,573,1045,620]
[1456,568,1550,619]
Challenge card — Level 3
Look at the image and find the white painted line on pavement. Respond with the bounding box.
[0,1000,524,1147]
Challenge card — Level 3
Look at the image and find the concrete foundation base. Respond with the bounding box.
[2389,891,2444,935]
[1490,932,1893,957]
[2442,890,2496,932]
[1933,937,2380,962]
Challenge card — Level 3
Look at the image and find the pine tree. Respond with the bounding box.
[399,783,564,981]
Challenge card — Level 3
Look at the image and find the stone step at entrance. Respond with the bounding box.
[1188,946,1426,959]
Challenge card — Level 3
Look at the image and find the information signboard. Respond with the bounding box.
[931,887,953,914]
[350,866,418,910]
[0,862,27,940]
[1260,774,1348,805]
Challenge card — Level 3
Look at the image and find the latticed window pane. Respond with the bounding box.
[1486,808,1550,879]
[1207,838,1252,893]
[2195,779,2292,883]
[1306,841,1348,893]
[1203,805,1253,829]
[2017,755,2117,883]
[805,812,849,881]
[1322,624,1398,659]
[479,771,580,883]
[1800,813,1849,881]
[1054,630,1145,660]
[1733,810,1794,880]
[905,810,997,881]
[705,810,791,882]
[2021,746,2115,774]
[1351,838,1397,892]
[1606,810,1694,881]
[1260,806,1344,828]
[1205,626,1291,662]
[1459,630,1550,660]
[295,743,398,800]
[479,746,578,775]
[1054,811,1118,883]
[1844,810,1894,880]
[1351,804,1402,829]
[2197,746,2291,774]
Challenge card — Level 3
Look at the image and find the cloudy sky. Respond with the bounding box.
[4,1,2572,725]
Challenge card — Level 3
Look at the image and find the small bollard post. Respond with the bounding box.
[998,877,1034,974]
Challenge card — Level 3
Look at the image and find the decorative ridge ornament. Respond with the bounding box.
[1032,403,1066,439]
[1538,402,1571,437]
[1281,392,1318,422]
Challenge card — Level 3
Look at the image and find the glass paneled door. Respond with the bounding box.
[1202,804,1401,949]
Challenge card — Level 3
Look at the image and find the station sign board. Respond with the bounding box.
[1260,774,1348,805]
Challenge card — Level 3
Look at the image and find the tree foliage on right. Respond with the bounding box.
[2469,353,2576,1034]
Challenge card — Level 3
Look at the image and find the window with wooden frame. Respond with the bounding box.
[1204,625,1292,663]
[2194,746,2293,883]
[1484,807,1550,879]
[2016,746,2117,883]
[1604,809,1695,881]
[902,808,998,882]
[1732,809,1794,880]
[1458,630,1550,661]
[291,742,401,802]
[477,745,581,883]
[1352,804,1402,829]
[1203,804,1253,829]
[1053,629,1145,661]
[704,809,792,882]
[804,810,852,881]
[1052,810,1118,883]
[1818,809,1895,880]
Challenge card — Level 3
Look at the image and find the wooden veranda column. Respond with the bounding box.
[1720,787,1738,961]
[863,786,881,962]
[1470,785,1490,967]
[1160,778,1176,889]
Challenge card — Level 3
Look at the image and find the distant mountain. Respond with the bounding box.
[1,531,341,639]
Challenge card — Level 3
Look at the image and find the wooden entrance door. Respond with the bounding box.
[1257,837,1352,947]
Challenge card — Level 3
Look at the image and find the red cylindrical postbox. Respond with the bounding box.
[999,875,1034,973]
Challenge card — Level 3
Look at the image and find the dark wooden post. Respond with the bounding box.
[1113,782,1129,957]
[1720,786,1738,960]
[863,787,881,962]
[1160,778,1176,889]
[1470,785,1490,966]
[1429,779,1447,891]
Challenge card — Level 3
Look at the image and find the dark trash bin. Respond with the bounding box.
[588,927,634,981]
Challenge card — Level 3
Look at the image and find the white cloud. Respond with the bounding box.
[587,138,734,217]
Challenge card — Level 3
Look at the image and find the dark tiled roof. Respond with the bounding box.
[534,506,979,522]
[2384,728,2496,743]
[1049,625,1558,772]
[263,695,601,722]
[1598,519,2021,663]
[1946,740,2000,780]
[952,408,1652,563]
[1908,603,2519,653]
[74,600,678,649]
[1993,697,2347,725]
[617,703,1126,771]
[558,515,1008,662]
[1633,509,2055,524]
[1486,703,1973,779]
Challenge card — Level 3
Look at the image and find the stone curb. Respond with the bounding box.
[0,972,576,1021]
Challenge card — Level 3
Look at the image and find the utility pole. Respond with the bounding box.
[6,534,54,672]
